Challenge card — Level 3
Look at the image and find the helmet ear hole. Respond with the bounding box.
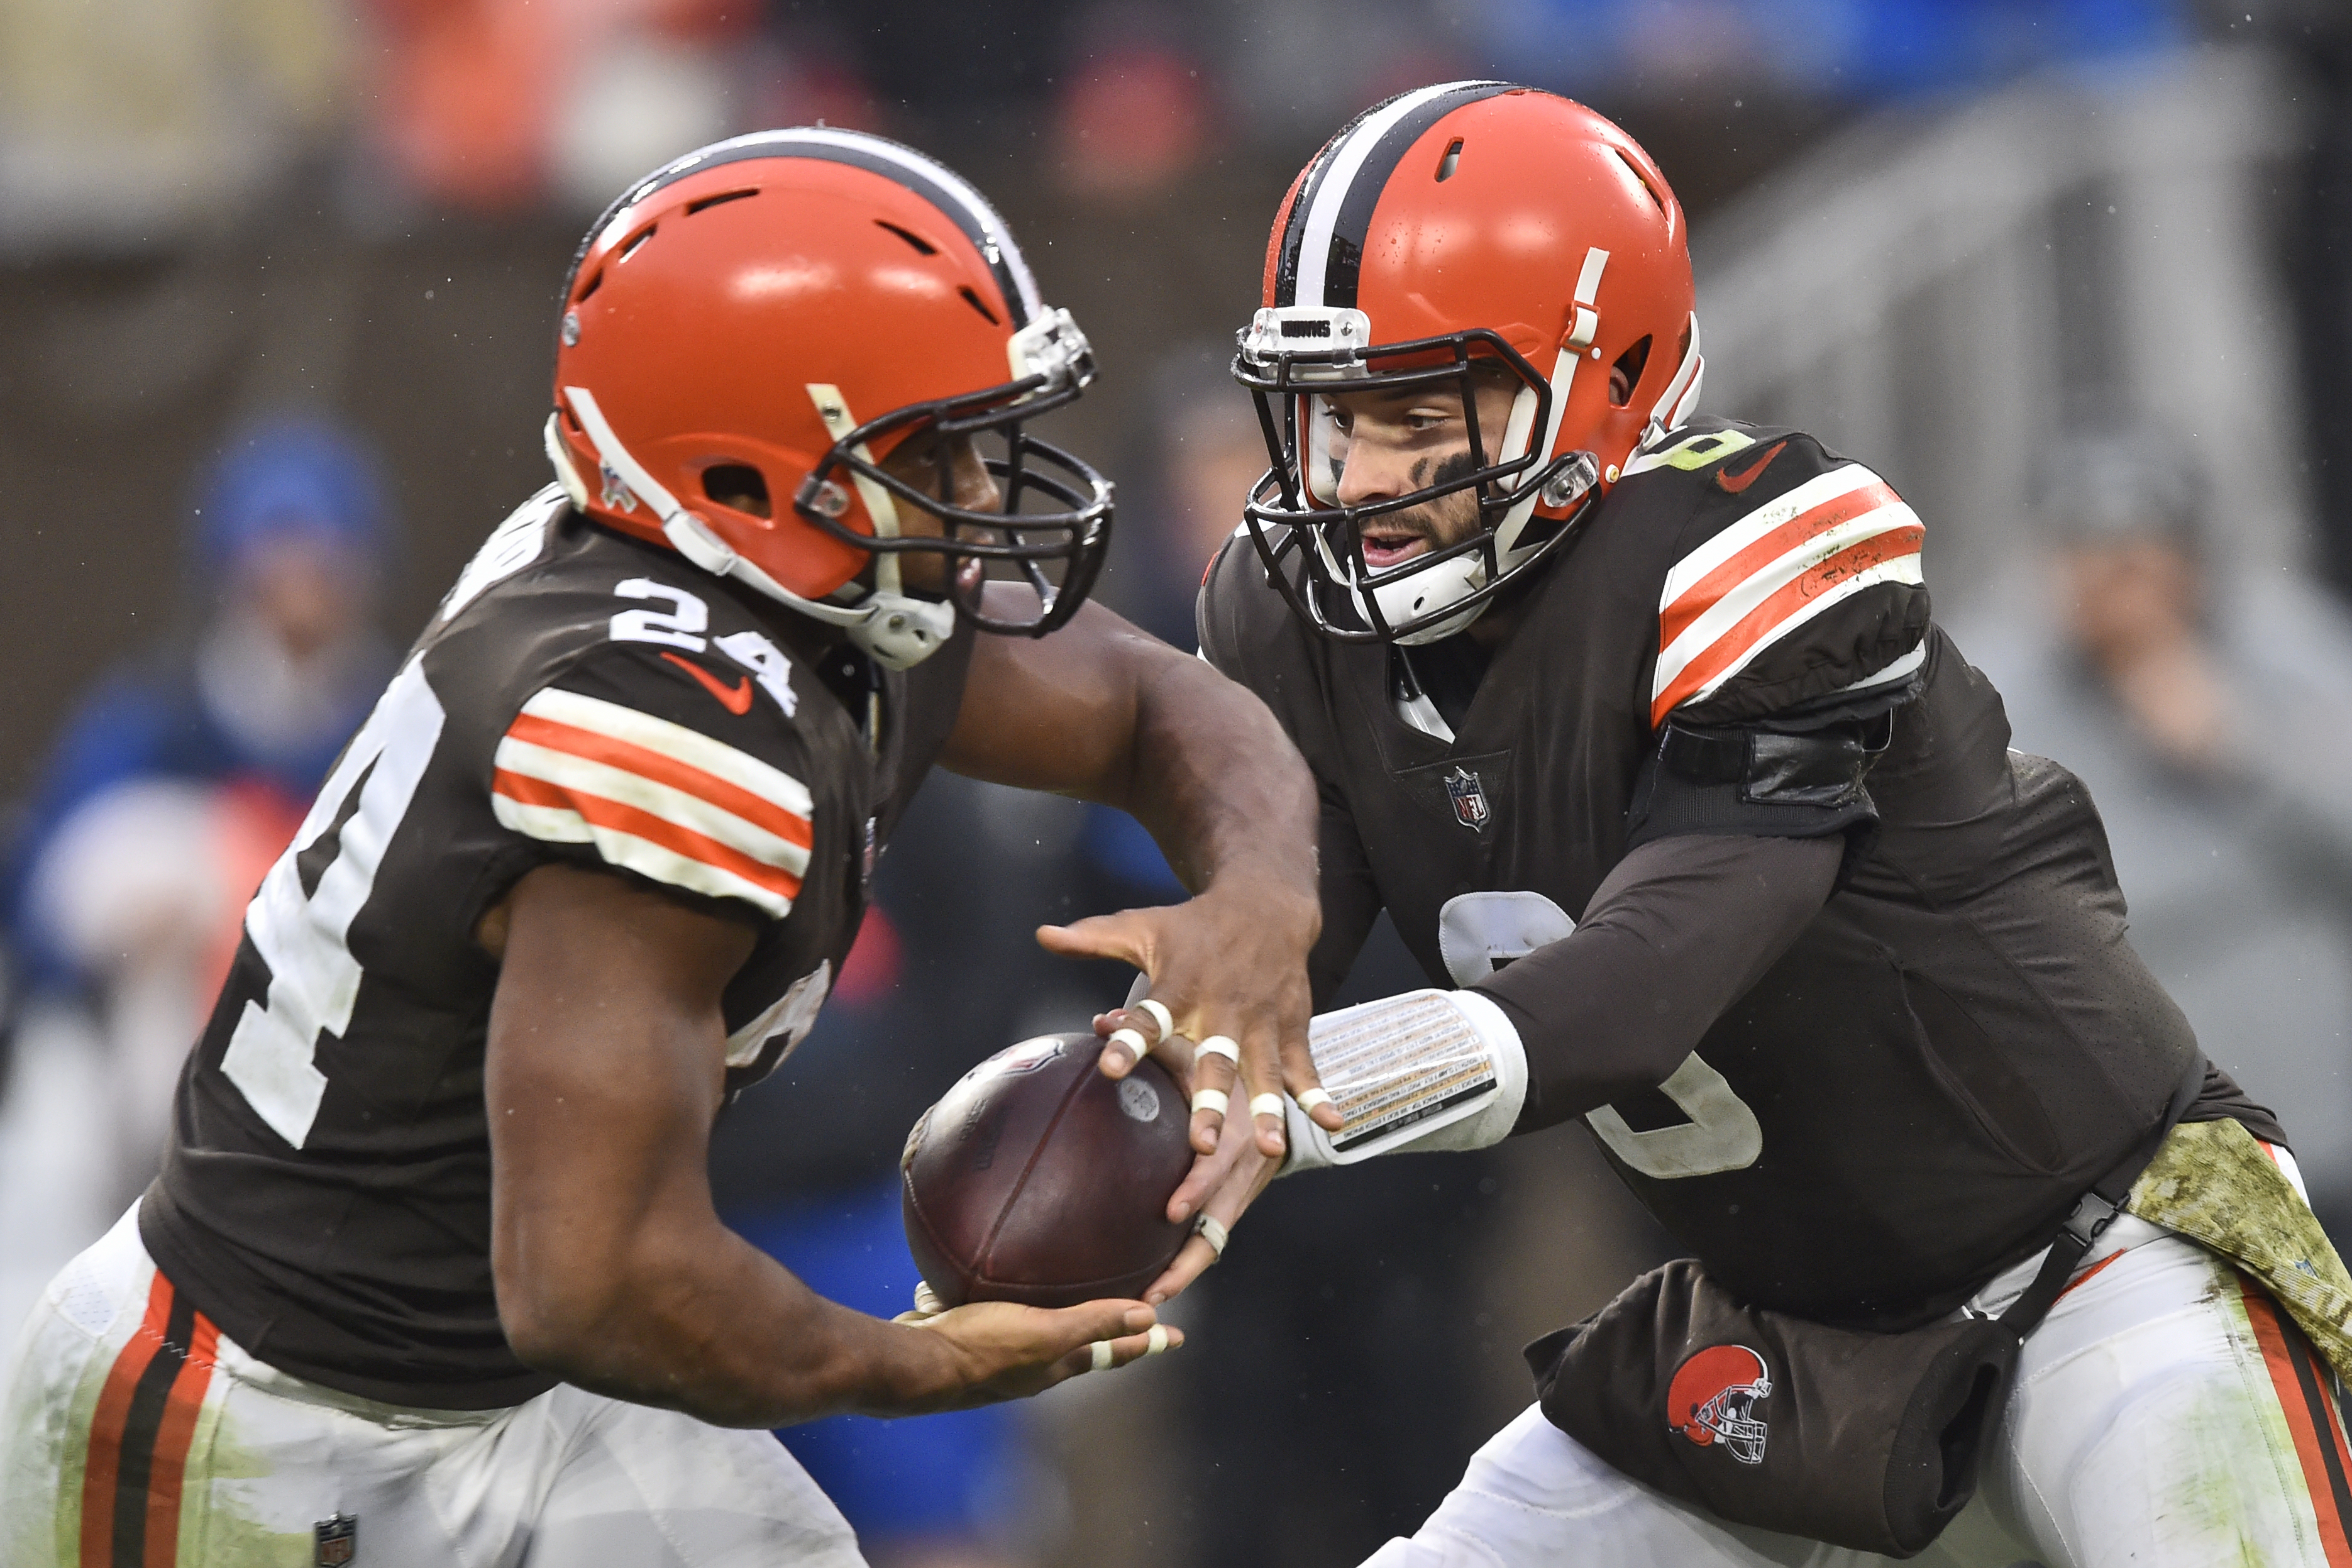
[1609,336,1652,408]
[702,463,771,520]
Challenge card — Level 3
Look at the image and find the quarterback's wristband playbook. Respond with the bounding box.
[1279,989,1528,1174]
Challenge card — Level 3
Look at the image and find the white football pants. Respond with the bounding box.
[0,1205,868,1568]
[1368,1211,2352,1567]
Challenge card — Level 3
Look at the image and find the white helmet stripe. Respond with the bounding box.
[1293,82,1484,309]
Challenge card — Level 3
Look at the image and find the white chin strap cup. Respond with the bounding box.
[555,389,957,671]
[1369,555,1491,648]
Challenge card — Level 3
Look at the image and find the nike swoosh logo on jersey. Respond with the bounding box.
[660,652,754,716]
[1716,440,1789,495]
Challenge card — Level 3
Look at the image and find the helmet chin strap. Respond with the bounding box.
[556,387,955,671]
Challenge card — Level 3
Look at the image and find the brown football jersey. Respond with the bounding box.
[1200,418,2279,1329]
[143,488,973,1406]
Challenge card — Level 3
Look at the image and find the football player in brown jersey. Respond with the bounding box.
[0,130,1337,1566]
[1154,82,2352,1566]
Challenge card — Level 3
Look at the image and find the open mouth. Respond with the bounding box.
[1359,527,1430,571]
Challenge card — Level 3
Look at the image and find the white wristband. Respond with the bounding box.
[1279,988,1527,1176]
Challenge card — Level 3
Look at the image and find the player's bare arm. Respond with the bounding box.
[2,130,1255,1558]
[480,861,1176,1428]
[944,591,1328,1168]
[735,424,1335,1202]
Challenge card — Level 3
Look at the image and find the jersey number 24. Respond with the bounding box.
[218,660,444,1148]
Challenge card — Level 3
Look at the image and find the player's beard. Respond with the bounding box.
[1353,448,1485,566]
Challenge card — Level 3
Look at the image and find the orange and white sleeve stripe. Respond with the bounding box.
[491,688,812,919]
[1650,464,1924,728]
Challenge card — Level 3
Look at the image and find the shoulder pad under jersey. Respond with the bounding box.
[476,549,823,924]
[1616,421,1931,730]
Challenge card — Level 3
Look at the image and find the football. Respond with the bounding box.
[901,1032,1195,1308]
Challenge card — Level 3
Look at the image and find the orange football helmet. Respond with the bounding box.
[1233,84,1701,643]
[546,129,1112,668]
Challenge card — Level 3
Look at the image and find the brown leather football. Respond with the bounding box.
[901,1032,1193,1308]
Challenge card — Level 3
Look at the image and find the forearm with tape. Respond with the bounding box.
[1279,988,1527,1175]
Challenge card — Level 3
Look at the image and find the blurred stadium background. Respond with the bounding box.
[7,2,2352,1565]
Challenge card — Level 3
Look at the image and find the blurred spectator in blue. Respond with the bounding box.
[2,415,396,1208]
[1950,423,2352,1232]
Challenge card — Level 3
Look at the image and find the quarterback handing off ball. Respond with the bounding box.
[902,1033,1194,1308]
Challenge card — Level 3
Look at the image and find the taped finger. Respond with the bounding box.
[1196,1035,1241,1066]
[1090,1340,1114,1372]
[1108,1027,1150,1064]
[1297,1086,1333,1115]
[1194,1213,1229,1259]
[1145,1323,1171,1356]
[1134,998,1174,1044]
[1191,1088,1230,1118]
[1249,1093,1286,1122]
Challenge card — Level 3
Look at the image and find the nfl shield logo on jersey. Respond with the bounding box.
[1444,767,1491,832]
[314,1513,358,1565]
[1667,1344,1774,1465]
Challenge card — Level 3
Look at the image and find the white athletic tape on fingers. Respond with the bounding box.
[1249,1093,1286,1121]
[1298,1087,1333,1114]
[1191,1088,1230,1117]
[1134,999,1174,1042]
[1195,1213,1230,1257]
[1196,1035,1241,1065]
[1090,1340,1114,1372]
[1146,1324,1170,1355]
[1109,1027,1151,1062]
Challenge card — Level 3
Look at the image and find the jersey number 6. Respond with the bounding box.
[1438,890,1763,1181]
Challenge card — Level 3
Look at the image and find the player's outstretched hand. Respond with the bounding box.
[892,1298,1178,1413]
[1140,1085,1278,1305]
[1039,876,1339,1163]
